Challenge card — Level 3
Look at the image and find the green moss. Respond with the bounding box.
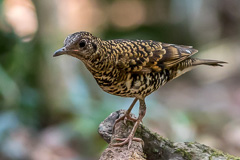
[174,148,194,160]
[203,144,239,160]
[152,148,159,153]
[185,142,194,148]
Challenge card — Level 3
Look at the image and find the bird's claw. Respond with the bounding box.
[112,137,143,149]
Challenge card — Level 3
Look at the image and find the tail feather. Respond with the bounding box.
[169,58,227,81]
[192,58,227,67]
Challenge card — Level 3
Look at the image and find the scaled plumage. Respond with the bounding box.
[54,31,226,148]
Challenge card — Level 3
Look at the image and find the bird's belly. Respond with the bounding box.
[96,72,168,98]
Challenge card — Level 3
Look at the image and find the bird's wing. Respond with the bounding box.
[116,41,198,73]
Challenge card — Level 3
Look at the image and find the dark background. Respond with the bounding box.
[0,0,240,159]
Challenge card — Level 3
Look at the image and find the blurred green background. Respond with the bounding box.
[0,0,240,159]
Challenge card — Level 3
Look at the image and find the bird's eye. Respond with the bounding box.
[79,40,86,48]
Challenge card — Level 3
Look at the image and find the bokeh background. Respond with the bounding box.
[0,0,240,159]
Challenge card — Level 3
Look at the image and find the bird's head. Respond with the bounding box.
[53,31,101,60]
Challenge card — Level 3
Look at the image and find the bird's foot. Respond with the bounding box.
[112,118,143,149]
[112,135,143,149]
[113,113,137,132]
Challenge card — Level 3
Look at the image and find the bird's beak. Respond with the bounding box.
[53,47,66,57]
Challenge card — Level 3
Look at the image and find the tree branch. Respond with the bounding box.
[98,110,240,160]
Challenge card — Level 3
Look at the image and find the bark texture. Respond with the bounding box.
[98,110,240,160]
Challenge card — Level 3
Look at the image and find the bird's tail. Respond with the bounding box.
[170,58,227,81]
[192,58,227,67]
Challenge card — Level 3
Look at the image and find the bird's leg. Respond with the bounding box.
[113,98,146,149]
[113,98,138,131]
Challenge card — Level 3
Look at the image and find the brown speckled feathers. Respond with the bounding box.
[113,40,198,74]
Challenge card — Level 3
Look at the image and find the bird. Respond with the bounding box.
[53,31,226,149]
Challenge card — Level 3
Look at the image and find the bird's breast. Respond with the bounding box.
[93,70,169,98]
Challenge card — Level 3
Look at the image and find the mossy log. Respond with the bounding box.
[98,110,240,160]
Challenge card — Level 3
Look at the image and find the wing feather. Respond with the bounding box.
[116,40,198,74]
